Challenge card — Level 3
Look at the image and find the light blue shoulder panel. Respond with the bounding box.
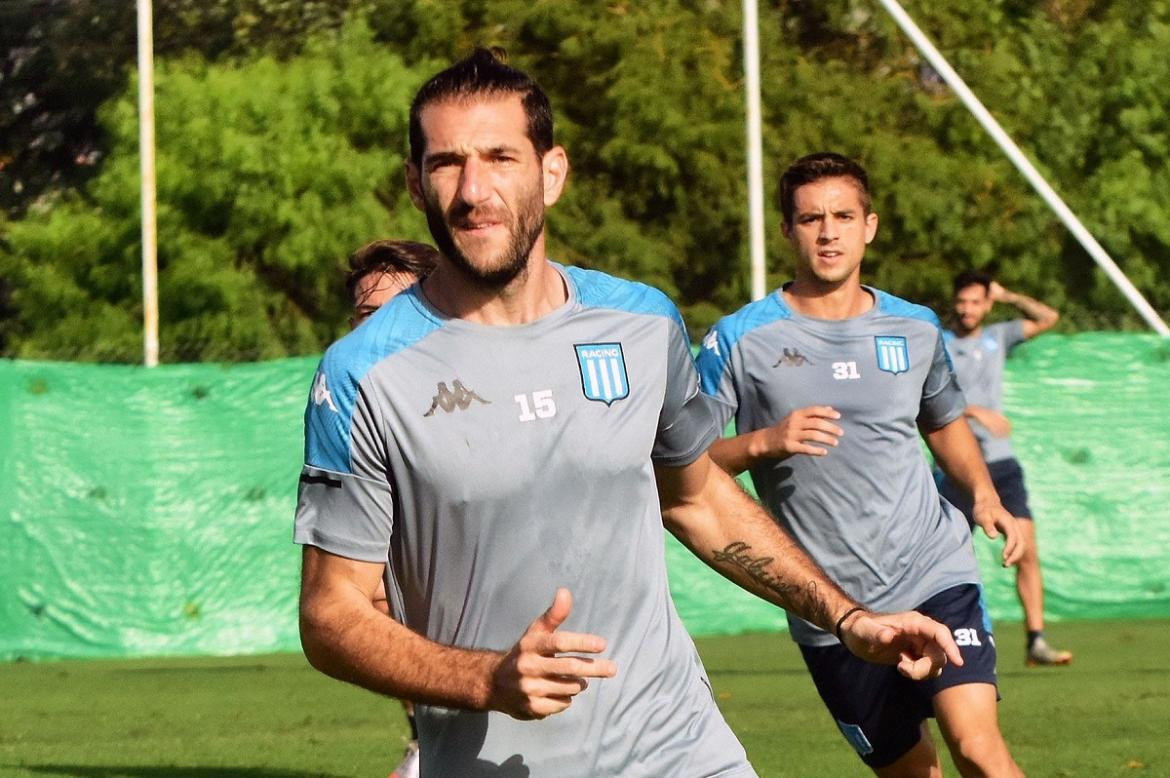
[304,287,441,474]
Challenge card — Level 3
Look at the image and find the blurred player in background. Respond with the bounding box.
[697,152,1025,776]
[939,270,1071,667]
[346,239,439,778]
[347,239,438,329]
[295,51,963,777]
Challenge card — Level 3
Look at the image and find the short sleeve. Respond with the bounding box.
[1000,320,1027,352]
[293,354,395,563]
[918,328,967,431]
[694,324,739,430]
[652,316,721,467]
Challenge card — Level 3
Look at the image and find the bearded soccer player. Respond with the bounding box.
[939,270,1070,667]
[697,153,1026,776]
[295,53,961,776]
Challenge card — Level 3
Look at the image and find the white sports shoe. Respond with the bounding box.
[1026,636,1072,666]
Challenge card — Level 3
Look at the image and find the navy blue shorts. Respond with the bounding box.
[938,457,1032,524]
[799,584,999,768]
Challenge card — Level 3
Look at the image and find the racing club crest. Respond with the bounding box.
[575,342,629,405]
[874,335,910,375]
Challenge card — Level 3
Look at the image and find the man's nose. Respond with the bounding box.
[458,158,491,206]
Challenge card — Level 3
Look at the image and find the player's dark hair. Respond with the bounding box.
[345,240,440,304]
[779,152,872,227]
[409,47,554,166]
[953,270,994,296]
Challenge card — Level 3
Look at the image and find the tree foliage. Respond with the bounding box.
[2,0,1169,361]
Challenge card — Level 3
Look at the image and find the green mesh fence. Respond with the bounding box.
[3,334,1169,660]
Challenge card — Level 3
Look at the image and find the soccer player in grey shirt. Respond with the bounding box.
[696,153,1026,776]
[294,52,963,777]
[939,270,1070,667]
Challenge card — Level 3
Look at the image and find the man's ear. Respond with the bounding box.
[541,146,569,207]
[864,211,879,245]
[406,161,425,212]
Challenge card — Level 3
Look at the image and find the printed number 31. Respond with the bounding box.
[832,361,861,380]
[515,389,557,422]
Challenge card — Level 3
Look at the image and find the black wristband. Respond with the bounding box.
[834,606,865,641]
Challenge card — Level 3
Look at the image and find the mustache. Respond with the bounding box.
[447,201,510,229]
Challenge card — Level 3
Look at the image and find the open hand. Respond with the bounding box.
[972,501,1025,567]
[490,588,617,720]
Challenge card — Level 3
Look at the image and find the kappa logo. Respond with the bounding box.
[423,380,490,417]
[773,348,811,367]
[312,372,338,413]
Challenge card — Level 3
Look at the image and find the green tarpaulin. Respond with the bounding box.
[2,334,1169,660]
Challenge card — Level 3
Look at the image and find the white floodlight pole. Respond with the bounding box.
[875,0,1169,335]
[137,0,160,365]
[743,0,767,301]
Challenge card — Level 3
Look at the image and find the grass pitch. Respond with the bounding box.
[1,619,1167,777]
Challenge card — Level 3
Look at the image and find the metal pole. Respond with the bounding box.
[875,0,1169,335]
[137,0,160,365]
[743,0,767,301]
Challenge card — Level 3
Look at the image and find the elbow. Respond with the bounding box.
[298,597,335,673]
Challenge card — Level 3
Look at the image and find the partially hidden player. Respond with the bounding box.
[939,270,1070,667]
[696,152,1026,776]
[346,239,440,778]
[295,52,963,777]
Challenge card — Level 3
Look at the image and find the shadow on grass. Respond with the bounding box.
[5,766,345,778]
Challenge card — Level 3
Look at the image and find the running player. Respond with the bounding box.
[295,53,962,776]
[697,152,1025,776]
[940,270,1071,667]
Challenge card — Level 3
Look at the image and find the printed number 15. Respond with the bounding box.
[515,389,556,422]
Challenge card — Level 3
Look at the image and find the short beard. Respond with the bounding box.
[425,191,545,290]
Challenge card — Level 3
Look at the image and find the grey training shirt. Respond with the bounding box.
[944,320,1026,464]
[696,287,982,647]
[295,264,755,777]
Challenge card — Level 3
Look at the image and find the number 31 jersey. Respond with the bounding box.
[696,287,981,647]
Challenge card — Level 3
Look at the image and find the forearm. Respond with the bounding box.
[925,419,998,504]
[300,589,501,710]
[1002,289,1058,327]
[707,430,779,476]
[663,465,857,633]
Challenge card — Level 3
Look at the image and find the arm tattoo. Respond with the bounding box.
[712,541,833,629]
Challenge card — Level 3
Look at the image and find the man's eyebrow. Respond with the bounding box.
[423,150,468,169]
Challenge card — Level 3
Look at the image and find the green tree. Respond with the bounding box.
[1,24,433,362]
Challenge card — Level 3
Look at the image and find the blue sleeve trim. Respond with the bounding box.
[565,265,690,336]
[695,294,791,396]
[873,289,942,327]
[874,289,953,371]
[304,287,441,474]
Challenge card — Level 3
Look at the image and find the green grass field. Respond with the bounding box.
[2,619,1167,777]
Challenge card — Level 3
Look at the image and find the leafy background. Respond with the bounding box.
[2,0,1168,362]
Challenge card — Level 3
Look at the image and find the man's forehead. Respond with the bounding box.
[793,176,866,211]
[418,93,532,153]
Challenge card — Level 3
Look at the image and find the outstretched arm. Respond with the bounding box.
[990,281,1059,339]
[707,406,843,475]
[923,417,1024,567]
[657,454,962,678]
[299,546,616,720]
